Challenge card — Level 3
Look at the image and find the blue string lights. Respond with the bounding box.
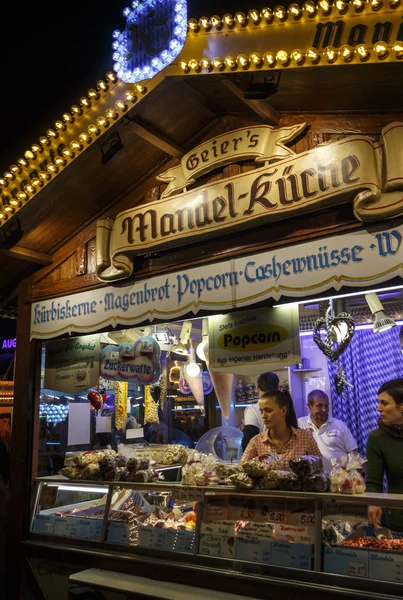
[112,0,188,83]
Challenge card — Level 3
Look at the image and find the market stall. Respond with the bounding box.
[3,0,403,597]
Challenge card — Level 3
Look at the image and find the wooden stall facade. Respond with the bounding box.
[1,1,403,597]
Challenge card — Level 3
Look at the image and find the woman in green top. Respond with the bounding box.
[367,379,403,531]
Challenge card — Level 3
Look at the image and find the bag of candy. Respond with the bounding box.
[289,455,323,477]
[339,453,366,495]
[329,457,347,493]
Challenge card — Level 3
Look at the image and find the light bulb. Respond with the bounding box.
[223,14,234,27]
[276,50,289,65]
[185,360,201,378]
[339,45,353,61]
[306,47,320,63]
[393,42,403,58]
[374,41,388,58]
[289,3,302,18]
[261,7,273,22]
[356,44,370,60]
[274,5,287,20]
[264,52,276,66]
[196,340,208,362]
[291,49,305,64]
[304,0,317,15]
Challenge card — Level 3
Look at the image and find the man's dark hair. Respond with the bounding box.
[257,372,279,393]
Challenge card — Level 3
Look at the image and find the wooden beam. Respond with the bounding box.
[124,117,185,158]
[220,79,280,125]
[0,246,52,265]
[173,78,223,118]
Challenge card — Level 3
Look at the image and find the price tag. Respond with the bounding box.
[323,501,367,521]
[163,529,177,551]
[107,521,131,545]
[369,552,403,583]
[175,530,195,553]
[174,486,204,502]
[258,498,287,524]
[32,514,55,534]
[234,538,272,564]
[138,525,165,549]
[235,521,273,541]
[161,529,195,553]
[286,500,315,526]
[228,496,259,521]
[271,542,313,570]
[201,521,235,536]
[75,518,103,541]
[204,497,229,521]
[274,524,315,544]
[199,534,234,558]
[324,547,368,578]
[53,517,74,537]
[39,486,58,510]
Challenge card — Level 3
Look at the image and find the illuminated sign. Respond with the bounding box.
[112,0,187,83]
[95,121,403,282]
[1,338,16,351]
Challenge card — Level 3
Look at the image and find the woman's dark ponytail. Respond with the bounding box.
[260,389,298,429]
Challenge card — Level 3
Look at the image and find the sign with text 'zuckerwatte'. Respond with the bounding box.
[31,223,403,340]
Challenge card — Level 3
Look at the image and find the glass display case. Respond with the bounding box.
[30,478,403,594]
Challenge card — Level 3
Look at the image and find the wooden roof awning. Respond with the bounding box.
[0,2,402,304]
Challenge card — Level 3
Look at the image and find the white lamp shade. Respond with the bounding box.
[196,339,208,362]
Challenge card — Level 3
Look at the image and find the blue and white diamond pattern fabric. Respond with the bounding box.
[328,327,403,455]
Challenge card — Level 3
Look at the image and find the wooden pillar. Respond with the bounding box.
[5,276,41,597]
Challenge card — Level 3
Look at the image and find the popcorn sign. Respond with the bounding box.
[100,335,161,383]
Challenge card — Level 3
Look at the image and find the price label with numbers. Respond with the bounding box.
[228,497,259,521]
[259,498,287,524]
[39,486,58,510]
[107,521,131,545]
[234,537,272,564]
[272,542,313,570]
[199,534,234,558]
[75,518,103,541]
[369,552,403,583]
[175,530,195,553]
[324,547,368,578]
[286,500,315,526]
[138,525,166,549]
[201,521,235,536]
[32,514,55,535]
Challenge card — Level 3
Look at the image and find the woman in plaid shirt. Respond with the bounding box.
[240,390,321,467]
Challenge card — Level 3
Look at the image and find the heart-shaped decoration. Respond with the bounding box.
[88,389,103,411]
[313,312,355,362]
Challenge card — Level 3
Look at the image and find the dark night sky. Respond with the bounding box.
[0,0,257,175]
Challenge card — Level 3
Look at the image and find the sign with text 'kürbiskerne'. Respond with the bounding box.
[96,122,403,283]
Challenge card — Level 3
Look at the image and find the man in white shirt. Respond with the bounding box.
[242,372,279,451]
[298,389,357,471]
